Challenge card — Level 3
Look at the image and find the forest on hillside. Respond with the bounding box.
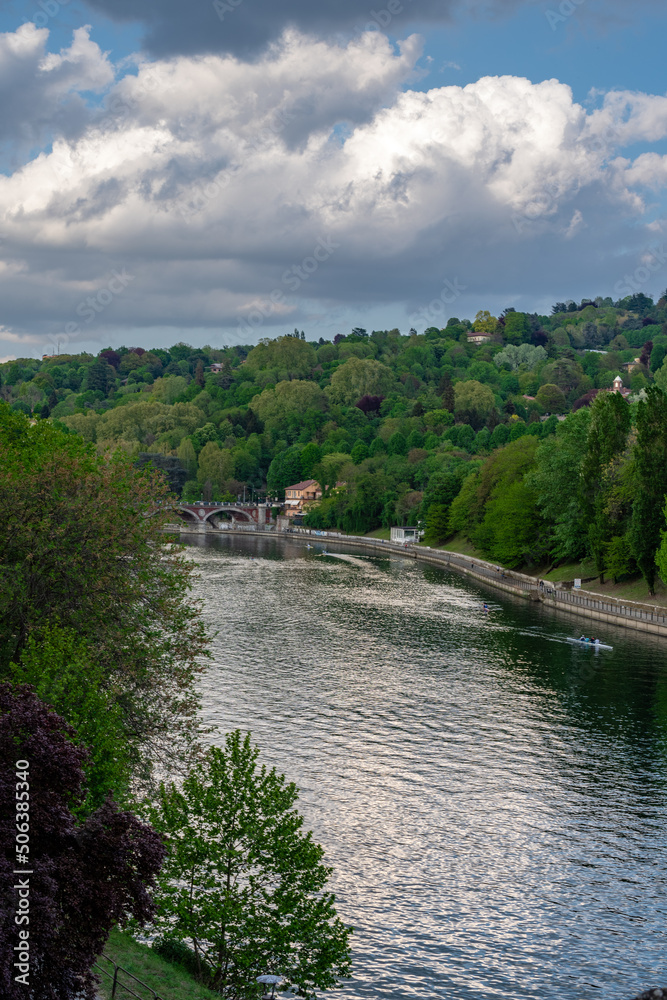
[4,290,667,591]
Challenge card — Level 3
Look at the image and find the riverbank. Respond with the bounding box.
[166,523,667,639]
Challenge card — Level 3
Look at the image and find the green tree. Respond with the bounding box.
[387,432,407,456]
[582,391,631,581]
[299,442,322,478]
[251,381,327,434]
[535,383,567,413]
[453,380,496,430]
[503,311,530,345]
[197,442,234,494]
[327,357,394,405]
[147,731,352,999]
[245,336,317,380]
[436,372,455,411]
[0,405,209,777]
[177,437,197,478]
[527,409,590,562]
[351,440,369,464]
[10,625,132,812]
[423,504,450,544]
[630,386,667,593]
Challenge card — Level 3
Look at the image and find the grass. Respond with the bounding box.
[575,574,667,607]
[363,526,391,540]
[95,927,220,1000]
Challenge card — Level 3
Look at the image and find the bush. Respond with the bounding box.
[153,936,212,983]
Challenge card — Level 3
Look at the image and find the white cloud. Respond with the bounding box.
[2,24,667,356]
[0,24,114,157]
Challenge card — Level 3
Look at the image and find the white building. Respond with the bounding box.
[390,526,423,544]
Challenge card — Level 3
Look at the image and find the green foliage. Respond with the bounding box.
[630,386,667,592]
[147,731,352,999]
[454,380,496,430]
[0,405,209,781]
[527,409,591,562]
[10,625,132,812]
[327,357,394,405]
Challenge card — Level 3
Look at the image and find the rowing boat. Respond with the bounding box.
[566,637,613,650]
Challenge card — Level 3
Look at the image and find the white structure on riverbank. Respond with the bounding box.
[390,526,423,544]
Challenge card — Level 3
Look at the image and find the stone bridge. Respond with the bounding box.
[172,502,273,528]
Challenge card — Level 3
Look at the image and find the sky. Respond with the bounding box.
[2,0,667,360]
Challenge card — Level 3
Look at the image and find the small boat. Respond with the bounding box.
[566,637,613,650]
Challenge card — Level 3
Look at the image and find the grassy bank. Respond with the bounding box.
[96,928,219,1000]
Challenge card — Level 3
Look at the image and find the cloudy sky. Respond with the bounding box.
[2,0,667,360]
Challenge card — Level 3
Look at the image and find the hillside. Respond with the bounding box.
[3,291,667,590]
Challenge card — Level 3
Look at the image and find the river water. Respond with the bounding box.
[186,533,667,1000]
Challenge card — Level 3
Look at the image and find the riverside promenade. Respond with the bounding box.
[167,520,667,639]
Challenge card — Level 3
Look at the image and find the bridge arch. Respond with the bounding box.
[172,503,256,525]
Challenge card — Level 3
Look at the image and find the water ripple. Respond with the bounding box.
[186,535,667,1000]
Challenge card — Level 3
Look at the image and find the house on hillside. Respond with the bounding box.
[622,357,643,373]
[283,479,322,519]
[467,332,492,346]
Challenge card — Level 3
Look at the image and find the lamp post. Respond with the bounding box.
[256,974,282,1000]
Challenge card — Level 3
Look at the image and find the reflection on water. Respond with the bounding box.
[186,533,667,1000]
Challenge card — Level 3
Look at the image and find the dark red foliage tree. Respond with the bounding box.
[572,389,601,412]
[639,340,653,368]
[355,394,384,415]
[0,683,165,1000]
[99,349,121,369]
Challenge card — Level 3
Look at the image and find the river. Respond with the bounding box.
[186,532,667,1000]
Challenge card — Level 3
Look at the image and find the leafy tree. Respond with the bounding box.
[454,380,496,430]
[267,447,304,498]
[177,437,197,478]
[0,406,209,776]
[649,344,666,373]
[299,441,322,477]
[147,731,352,999]
[369,436,386,456]
[436,372,455,411]
[472,310,497,333]
[86,358,114,394]
[10,625,132,811]
[197,442,234,494]
[535,383,567,413]
[251,381,327,433]
[423,504,450,544]
[351,440,369,464]
[503,311,531,345]
[527,409,591,561]
[582,392,631,580]
[328,358,394,405]
[245,337,317,380]
[387,432,407,456]
[0,682,165,1000]
[355,394,384,415]
[135,453,188,495]
[630,386,667,592]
